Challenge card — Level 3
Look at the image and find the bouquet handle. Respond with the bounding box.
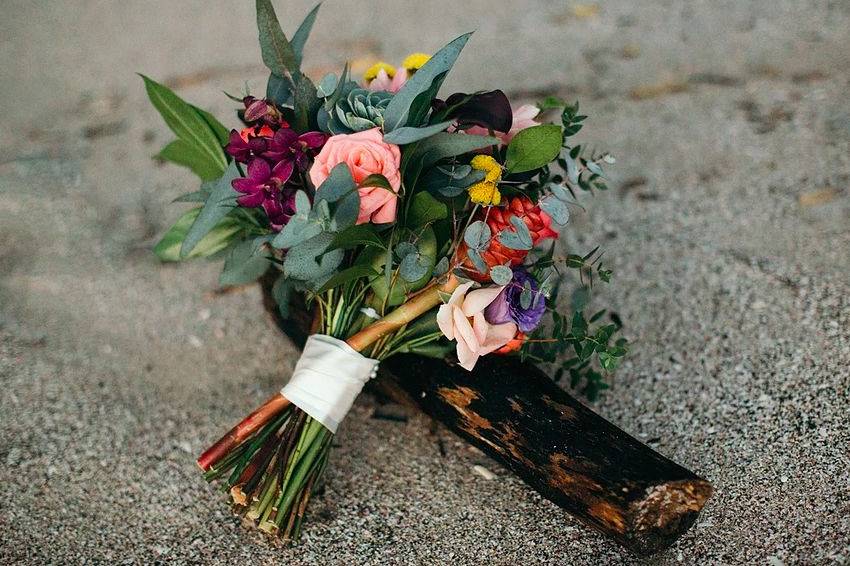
[259,274,712,555]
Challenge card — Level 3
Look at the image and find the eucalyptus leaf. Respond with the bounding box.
[490,265,513,285]
[549,182,572,202]
[420,164,485,197]
[399,251,431,282]
[504,124,563,174]
[498,215,533,251]
[330,190,360,231]
[433,256,449,276]
[466,248,488,274]
[358,174,394,191]
[255,0,300,77]
[219,239,271,286]
[266,73,291,106]
[406,132,498,172]
[315,163,356,202]
[180,161,240,258]
[539,195,570,225]
[317,73,338,97]
[283,232,344,288]
[382,33,472,131]
[463,220,491,250]
[382,121,453,145]
[290,3,321,65]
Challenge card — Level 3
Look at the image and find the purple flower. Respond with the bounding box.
[262,129,328,170]
[484,267,546,333]
[231,158,295,230]
[225,127,272,163]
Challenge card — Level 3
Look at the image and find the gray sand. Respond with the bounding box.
[1,1,848,564]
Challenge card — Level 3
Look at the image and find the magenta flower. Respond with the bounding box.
[232,158,295,230]
[263,129,328,170]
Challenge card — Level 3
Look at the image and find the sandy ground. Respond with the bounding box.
[1,1,849,564]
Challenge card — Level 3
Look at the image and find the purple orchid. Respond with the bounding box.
[484,267,546,333]
[225,127,272,163]
[263,129,328,170]
[231,158,296,230]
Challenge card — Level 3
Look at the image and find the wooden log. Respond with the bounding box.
[258,275,712,555]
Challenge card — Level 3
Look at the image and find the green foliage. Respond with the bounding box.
[402,133,497,186]
[273,190,324,249]
[489,265,513,285]
[283,232,344,289]
[504,124,563,174]
[561,101,587,137]
[219,239,271,286]
[383,121,454,145]
[329,224,387,251]
[498,216,533,251]
[255,0,300,77]
[419,163,485,198]
[156,140,223,182]
[153,208,241,262]
[463,220,490,251]
[382,33,472,131]
[407,191,448,228]
[141,75,228,179]
[523,309,628,401]
[180,162,241,259]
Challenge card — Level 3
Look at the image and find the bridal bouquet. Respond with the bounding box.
[145,0,627,543]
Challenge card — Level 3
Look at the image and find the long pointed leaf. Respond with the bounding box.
[291,3,321,65]
[256,0,299,77]
[382,33,472,131]
[140,75,227,174]
[181,162,241,258]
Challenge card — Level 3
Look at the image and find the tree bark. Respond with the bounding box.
[259,275,712,555]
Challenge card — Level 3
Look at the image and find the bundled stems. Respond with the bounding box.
[198,275,459,542]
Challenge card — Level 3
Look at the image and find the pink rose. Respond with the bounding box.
[309,128,402,224]
[436,282,518,371]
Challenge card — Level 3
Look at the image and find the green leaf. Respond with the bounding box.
[383,121,453,144]
[191,105,230,146]
[405,132,498,173]
[407,191,448,227]
[504,124,563,174]
[291,73,320,132]
[181,162,240,258]
[399,248,431,282]
[490,265,513,285]
[539,195,570,225]
[383,33,472,131]
[315,163,356,202]
[157,139,223,182]
[291,3,321,65]
[271,275,292,318]
[284,232,344,288]
[219,238,271,286]
[171,191,207,203]
[317,265,379,293]
[140,75,227,176]
[153,208,241,262]
[266,73,291,106]
[330,190,360,231]
[463,220,491,250]
[256,0,299,77]
[420,164,485,198]
[358,174,394,191]
[329,224,386,251]
[498,216,533,250]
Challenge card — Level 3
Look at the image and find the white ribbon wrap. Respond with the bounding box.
[281,334,378,434]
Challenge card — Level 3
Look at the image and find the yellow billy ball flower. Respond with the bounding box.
[364,62,396,82]
[470,154,502,183]
[401,53,431,72]
[467,181,502,206]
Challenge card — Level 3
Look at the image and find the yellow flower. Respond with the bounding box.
[364,62,396,82]
[470,154,502,183]
[467,181,501,206]
[401,53,431,72]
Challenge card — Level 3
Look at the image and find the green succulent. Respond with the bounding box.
[324,88,393,134]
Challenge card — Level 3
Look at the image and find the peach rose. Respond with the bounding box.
[436,282,518,371]
[309,128,402,225]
